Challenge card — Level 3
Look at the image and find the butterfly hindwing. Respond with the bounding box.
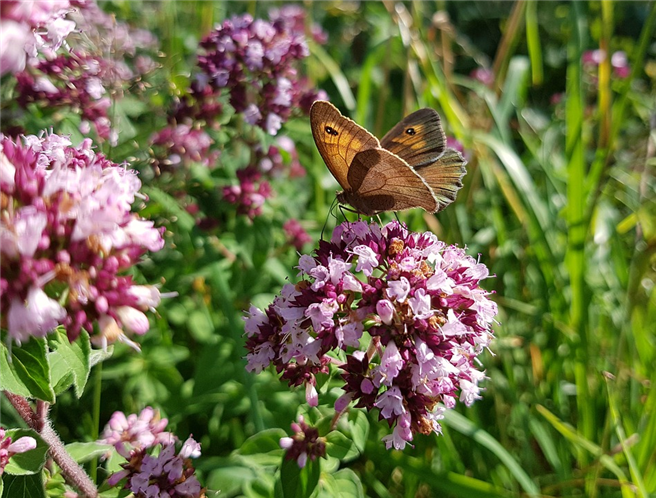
[414,148,467,212]
[345,148,438,214]
[310,101,380,191]
[380,108,446,168]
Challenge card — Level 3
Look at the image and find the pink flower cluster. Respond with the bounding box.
[0,133,164,348]
[279,415,326,468]
[245,221,497,450]
[9,1,159,143]
[222,136,305,220]
[0,0,75,76]
[99,407,173,459]
[100,408,203,497]
[15,52,121,142]
[583,49,630,79]
[150,124,218,170]
[67,0,158,63]
[222,167,272,220]
[269,5,328,46]
[257,136,305,178]
[198,10,326,135]
[0,427,37,476]
[283,219,312,251]
[470,67,494,86]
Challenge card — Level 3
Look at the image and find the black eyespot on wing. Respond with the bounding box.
[405,128,416,135]
[325,126,339,136]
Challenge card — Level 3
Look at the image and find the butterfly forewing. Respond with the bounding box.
[380,108,447,168]
[346,148,438,214]
[414,148,467,212]
[310,101,380,191]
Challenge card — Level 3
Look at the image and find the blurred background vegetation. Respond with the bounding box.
[3,1,655,496]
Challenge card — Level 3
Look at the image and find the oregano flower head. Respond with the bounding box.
[245,220,497,450]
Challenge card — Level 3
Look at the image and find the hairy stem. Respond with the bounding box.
[3,391,98,498]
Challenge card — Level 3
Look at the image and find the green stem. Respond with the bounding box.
[89,361,103,484]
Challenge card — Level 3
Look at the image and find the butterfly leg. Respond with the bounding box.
[321,198,341,240]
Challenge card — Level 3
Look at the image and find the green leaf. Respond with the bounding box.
[47,329,91,398]
[346,411,369,454]
[325,431,355,460]
[0,472,46,498]
[187,310,215,343]
[3,429,48,476]
[89,345,114,368]
[65,442,113,464]
[205,464,258,497]
[0,337,54,402]
[318,469,364,498]
[238,429,287,455]
[276,456,320,498]
[141,186,195,232]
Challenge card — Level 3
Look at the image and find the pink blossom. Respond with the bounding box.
[0,20,30,74]
[374,386,406,419]
[7,287,66,345]
[373,343,403,387]
[386,276,411,303]
[352,245,379,276]
[245,220,497,449]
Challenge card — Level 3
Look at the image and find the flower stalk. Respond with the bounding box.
[3,391,98,498]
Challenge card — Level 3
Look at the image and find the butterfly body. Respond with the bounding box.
[310,100,466,215]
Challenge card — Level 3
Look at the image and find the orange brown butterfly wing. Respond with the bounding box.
[344,148,438,214]
[310,101,380,191]
[414,148,467,212]
[380,108,446,168]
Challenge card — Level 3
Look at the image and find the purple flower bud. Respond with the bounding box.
[280,416,326,468]
[376,299,395,325]
[7,436,37,454]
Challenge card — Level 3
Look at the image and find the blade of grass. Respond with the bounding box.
[474,133,555,256]
[528,418,564,477]
[525,0,543,86]
[564,1,593,466]
[491,1,527,94]
[444,410,540,497]
[308,41,356,111]
[597,0,613,149]
[404,461,511,498]
[354,42,389,125]
[537,405,637,498]
[606,379,649,497]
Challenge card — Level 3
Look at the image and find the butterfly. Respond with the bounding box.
[310,100,467,216]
